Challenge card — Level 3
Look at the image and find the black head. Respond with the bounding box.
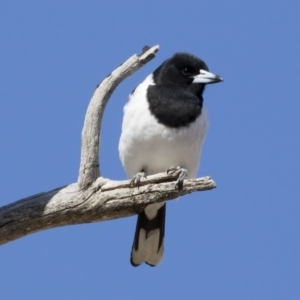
[146,52,223,128]
[153,52,223,88]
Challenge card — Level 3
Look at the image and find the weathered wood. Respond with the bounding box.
[78,45,159,188]
[0,173,216,245]
[0,45,216,246]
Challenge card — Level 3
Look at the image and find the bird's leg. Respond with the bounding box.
[130,170,147,187]
[167,166,187,190]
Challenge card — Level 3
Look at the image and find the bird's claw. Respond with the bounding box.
[167,166,187,190]
[130,172,147,187]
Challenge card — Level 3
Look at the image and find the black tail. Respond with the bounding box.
[130,203,166,267]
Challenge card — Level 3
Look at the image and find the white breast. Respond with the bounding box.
[119,74,209,179]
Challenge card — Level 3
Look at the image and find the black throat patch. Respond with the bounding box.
[147,84,203,128]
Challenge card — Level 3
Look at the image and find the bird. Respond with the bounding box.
[119,52,223,267]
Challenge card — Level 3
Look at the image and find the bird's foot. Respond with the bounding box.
[167,166,187,190]
[130,172,147,187]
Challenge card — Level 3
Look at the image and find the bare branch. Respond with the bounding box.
[0,173,216,246]
[0,46,217,247]
[78,45,160,188]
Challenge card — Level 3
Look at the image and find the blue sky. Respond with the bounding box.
[1,1,300,299]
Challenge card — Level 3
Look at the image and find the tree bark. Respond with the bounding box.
[0,45,216,246]
[78,45,159,188]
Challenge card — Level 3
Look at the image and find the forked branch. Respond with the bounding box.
[0,45,216,246]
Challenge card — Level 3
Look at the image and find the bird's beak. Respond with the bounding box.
[192,69,223,84]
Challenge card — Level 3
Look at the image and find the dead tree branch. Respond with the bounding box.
[0,45,216,246]
[78,45,159,188]
[0,173,215,245]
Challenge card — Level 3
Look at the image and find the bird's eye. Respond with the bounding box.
[181,66,192,76]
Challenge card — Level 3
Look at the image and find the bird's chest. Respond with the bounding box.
[119,93,208,178]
